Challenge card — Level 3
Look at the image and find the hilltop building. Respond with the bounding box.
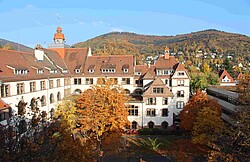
[0,27,190,129]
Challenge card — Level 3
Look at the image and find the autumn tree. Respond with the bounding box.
[76,78,129,158]
[201,62,211,74]
[213,75,250,161]
[180,90,222,132]
[3,43,14,50]
[192,107,224,145]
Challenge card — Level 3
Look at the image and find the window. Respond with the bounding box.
[132,121,137,129]
[50,93,54,104]
[157,70,170,75]
[146,108,156,117]
[86,78,93,85]
[49,80,54,89]
[122,78,130,84]
[0,110,9,121]
[17,83,24,95]
[135,72,142,75]
[30,82,36,92]
[14,69,28,75]
[178,72,185,76]
[177,101,185,109]
[127,105,138,116]
[134,89,143,95]
[89,69,94,73]
[165,79,168,85]
[57,92,61,101]
[162,98,168,105]
[125,89,130,95]
[1,84,10,97]
[162,108,169,117]
[37,69,43,74]
[164,70,169,75]
[56,79,60,87]
[74,78,81,85]
[41,95,46,106]
[135,79,143,85]
[62,69,68,74]
[153,87,163,93]
[75,69,80,73]
[123,69,128,73]
[102,69,115,73]
[50,70,58,74]
[40,81,46,90]
[177,80,184,86]
[146,98,156,105]
[148,121,154,128]
[177,91,184,97]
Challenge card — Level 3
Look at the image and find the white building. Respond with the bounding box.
[0,27,190,129]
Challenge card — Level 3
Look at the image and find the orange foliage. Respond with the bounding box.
[179,90,222,131]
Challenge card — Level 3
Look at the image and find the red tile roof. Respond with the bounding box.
[83,55,134,77]
[0,98,10,110]
[219,70,235,83]
[63,48,88,75]
[154,56,177,69]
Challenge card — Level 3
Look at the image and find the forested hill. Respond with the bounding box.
[0,38,33,52]
[73,29,250,60]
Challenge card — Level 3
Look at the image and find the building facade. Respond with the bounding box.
[0,27,190,129]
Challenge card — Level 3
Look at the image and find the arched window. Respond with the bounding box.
[57,92,61,101]
[161,121,168,129]
[132,121,138,129]
[134,89,143,95]
[148,121,154,129]
[124,89,130,95]
[74,89,82,95]
[30,98,36,111]
[41,95,46,107]
[50,93,54,104]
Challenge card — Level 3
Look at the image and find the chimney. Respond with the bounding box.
[34,44,44,61]
[87,47,92,56]
[164,47,170,60]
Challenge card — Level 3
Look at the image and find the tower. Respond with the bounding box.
[54,27,65,44]
[164,47,170,59]
[48,27,67,59]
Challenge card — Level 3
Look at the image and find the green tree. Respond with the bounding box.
[201,62,211,74]
[206,72,219,86]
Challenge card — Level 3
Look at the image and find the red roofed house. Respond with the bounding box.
[0,28,190,129]
[0,98,11,125]
[219,70,236,86]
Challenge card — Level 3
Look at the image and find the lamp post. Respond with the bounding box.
[141,101,144,128]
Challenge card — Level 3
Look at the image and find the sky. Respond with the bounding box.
[0,0,250,48]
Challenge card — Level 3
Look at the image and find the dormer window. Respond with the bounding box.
[75,69,80,73]
[62,69,68,74]
[50,70,58,74]
[135,72,142,75]
[122,64,129,73]
[89,69,94,73]
[102,69,115,73]
[37,69,43,74]
[123,69,128,73]
[15,69,28,75]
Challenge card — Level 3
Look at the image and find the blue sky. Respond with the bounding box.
[0,0,250,48]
